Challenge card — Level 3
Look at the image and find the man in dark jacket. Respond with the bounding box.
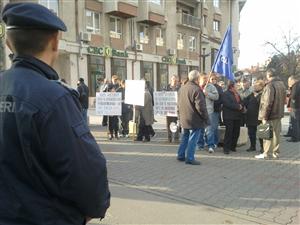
[177,70,209,165]
[255,69,286,159]
[287,75,300,142]
[0,3,110,225]
[77,77,89,123]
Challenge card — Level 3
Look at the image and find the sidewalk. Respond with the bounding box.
[87,109,300,225]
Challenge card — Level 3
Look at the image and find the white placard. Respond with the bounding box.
[154,91,178,116]
[96,92,122,116]
[124,80,145,106]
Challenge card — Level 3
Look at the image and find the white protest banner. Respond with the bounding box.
[154,91,178,116]
[96,92,122,116]
[124,80,145,106]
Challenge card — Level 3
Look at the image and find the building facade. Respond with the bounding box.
[0,0,246,105]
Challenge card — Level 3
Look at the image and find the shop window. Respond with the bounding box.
[111,58,127,81]
[110,17,122,39]
[178,64,188,82]
[157,63,168,90]
[141,61,154,88]
[39,0,59,15]
[86,10,101,34]
[88,55,105,96]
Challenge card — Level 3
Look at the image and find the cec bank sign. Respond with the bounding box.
[87,46,128,58]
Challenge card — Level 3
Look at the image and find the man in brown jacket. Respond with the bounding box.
[177,70,209,165]
[255,69,286,159]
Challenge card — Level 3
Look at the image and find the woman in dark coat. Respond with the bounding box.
[222,81,244,154]
[243,80,265,152]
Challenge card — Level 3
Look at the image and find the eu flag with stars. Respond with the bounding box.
[211,25,234,81]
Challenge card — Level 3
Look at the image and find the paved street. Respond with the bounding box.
[88,113,300,225]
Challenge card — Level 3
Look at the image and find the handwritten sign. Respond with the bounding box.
[125,80,145,106]
[154,91,178,116]
[96,92,122,116]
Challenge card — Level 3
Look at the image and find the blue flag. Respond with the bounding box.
[211,25,234,81]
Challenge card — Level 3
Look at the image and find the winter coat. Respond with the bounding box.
[244,92,262,126]
[178,81,209,129]
[203,83,219,114]
[222,90,243,121]
[290,80,300,110]
[258,78,286,120]
[136,89,154,125]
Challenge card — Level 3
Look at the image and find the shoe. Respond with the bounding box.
[246,147,256,152]
[185,160,201,165]
[109,136,113,140]
[197,146,204,151]
[283,134,291,137]
[260,149,264,153]
[143,138,150,142]
[224,151,230,154]
[286,138,298,142]
[134,138,143,141]
[255,153,267,159]
[151,132,156,138]
[177,157,185,162]
[208,148,214,153]
[231,149,236,152]
[272,153,279,159]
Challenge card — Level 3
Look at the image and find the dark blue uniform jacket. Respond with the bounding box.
[0,55,110,225]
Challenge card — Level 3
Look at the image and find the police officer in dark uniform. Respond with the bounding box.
[0,3,110,225]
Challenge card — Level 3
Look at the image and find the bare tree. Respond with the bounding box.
[265,29,300,81]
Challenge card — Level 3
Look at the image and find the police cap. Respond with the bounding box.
[1,3,67,31]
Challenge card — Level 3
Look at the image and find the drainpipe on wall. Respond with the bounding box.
[75,0,81,81]
[199,0,203,73]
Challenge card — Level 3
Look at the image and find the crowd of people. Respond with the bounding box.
[88,69,299,165]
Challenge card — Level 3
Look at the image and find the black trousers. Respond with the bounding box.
[108,116,119,137]
[223,119,241,152]
[247,125,263,150]
[291,110,300,141]
[120,111,132,136]
[137,115,150,141]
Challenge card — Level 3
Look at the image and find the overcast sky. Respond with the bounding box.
[238,0,300,69]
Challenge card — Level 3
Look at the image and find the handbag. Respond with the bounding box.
[257,123,273,140]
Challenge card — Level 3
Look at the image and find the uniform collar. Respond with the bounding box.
[12,54,59,80]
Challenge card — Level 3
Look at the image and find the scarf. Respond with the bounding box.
[229,86,241,103]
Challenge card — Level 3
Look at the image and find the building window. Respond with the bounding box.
[149,0,161,5]
[178,65,188,82]
[141,61,154,88]
[86,10,100,34]
[157,63,168,91]
[139,24,149,44]
[39,0,58,15]
[202,15,207,27]
[88,56,105,97]
[177,33,184,50]
[188,36,196,52]
[111,58,127,81]
[110,17,122,39]
[213,0,219,8]
[156,28,165,46]
[213,20,220,31]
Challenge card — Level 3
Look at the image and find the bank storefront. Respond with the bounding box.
[85,45,199,97]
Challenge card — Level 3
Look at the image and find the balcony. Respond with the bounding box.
[177,12,201,30]
[104,0,138,18]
